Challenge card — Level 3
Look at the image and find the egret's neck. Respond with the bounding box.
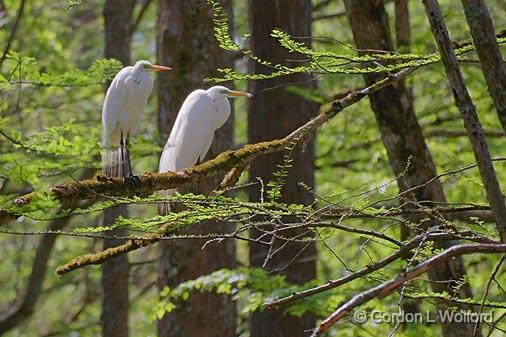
[132,65,147,81]
[213,98,231,130]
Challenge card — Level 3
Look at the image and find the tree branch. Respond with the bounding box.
[460,0,506,134]
[423,0,506,242]
[5,65,417,217]
[129,0,153,37]
[263,232,491,309]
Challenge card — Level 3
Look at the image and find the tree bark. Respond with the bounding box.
[344,1,478,336]
[102,1,136,337]
[460,0,506,134]
[423,0,506,242]
[394,0,411,51]
[156,1,236,336]
[104,0,135,68]
[247,1,318,336]
[393,0,420,318]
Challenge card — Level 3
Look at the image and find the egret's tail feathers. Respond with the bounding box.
[102,147,131,177]
[158,189,175,215]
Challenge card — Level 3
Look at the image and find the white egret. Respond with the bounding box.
[102,60,172,183]
[158,86,251,211]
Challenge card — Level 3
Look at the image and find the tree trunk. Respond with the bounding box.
[156,1,236,337]
[102,1,136,337]
[393,0,420,318]
[104,0,135,68]
[423,0,506,242]
[343,1,478,337]
[247,1,318,336]
[460,0,506,134]
[394,0,411,51]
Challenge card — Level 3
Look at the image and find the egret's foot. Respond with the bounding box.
[176,171,191,179]
[123,175,141,187]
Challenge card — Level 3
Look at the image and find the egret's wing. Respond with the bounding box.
[158,91,202,173]
[159,90,215,172]
[199,134,214,163]
[158,142,176,173]
[101,66,132,147]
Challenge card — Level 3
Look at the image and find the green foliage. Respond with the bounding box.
[0,118,101,187]
[1,54,122,88]
[207,0,241,51]
[64,0,83,11]
[206,10,505,84]
[154,267,346,320]
[52,192,314,233]
[407,291,506,309]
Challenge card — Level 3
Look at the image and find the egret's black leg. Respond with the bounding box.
[124,137,140,186]
[196,159,201,195]
[120,132,126,177]
[125,137,133,177]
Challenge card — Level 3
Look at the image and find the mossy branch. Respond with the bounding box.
[50,66,421,275]
[56,235,157,275]
[4,65,417,223]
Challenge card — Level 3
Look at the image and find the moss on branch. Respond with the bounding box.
[49,67,421,275]
[5,66,416,218]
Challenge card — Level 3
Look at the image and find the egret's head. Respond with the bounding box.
[207,86,252,99]
[134,60,172,73]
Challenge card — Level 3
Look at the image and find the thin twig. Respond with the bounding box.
[473,255,505,337]
[263,232,473,309]
[129,0,153,37]
[0,0,26,68]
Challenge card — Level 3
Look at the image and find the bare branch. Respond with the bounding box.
[263,232,489,309]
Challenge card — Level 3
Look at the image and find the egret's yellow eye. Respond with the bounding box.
[220,89,229,94]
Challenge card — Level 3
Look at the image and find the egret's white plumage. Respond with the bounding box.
[101,60,171,177]
[158,86,251,212]
[159,86,251,173]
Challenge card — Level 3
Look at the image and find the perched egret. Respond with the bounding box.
[158,86,252,211]
[102,60,172,183]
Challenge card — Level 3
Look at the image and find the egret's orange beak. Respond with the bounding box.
[228,90,253,98]
[149,64,172,72]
